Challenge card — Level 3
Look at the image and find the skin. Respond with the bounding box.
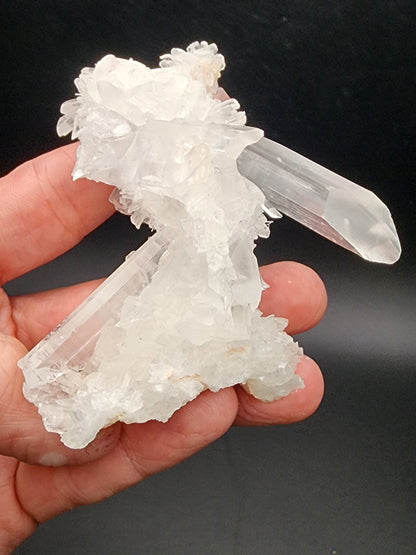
[0,144,326,553]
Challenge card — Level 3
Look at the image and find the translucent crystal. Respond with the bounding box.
[19,42,303,449]
[238,138,401,264]
[18,41,401,449]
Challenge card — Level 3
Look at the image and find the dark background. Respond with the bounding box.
[1,1,415,553]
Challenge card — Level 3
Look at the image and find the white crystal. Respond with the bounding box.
[19,42,303,449]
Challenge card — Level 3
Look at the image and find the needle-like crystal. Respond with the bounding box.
[238,137,401,264]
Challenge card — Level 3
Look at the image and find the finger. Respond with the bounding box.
[11,260,326,350]
[234,355,324,426]
[15,388,239,523]
[0,455,38,552]
[259,261,327,334]
[0,144,114,284]
[10,279,103,350]
[0,334,121,466]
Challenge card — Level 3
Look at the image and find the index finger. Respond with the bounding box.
[0,144,114,285]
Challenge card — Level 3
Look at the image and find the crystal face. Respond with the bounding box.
[19,42,303,449]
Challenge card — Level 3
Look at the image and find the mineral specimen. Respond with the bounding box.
[19,42,303,448]
[18,41,401,449]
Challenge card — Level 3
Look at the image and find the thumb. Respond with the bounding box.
[0,333,121,465]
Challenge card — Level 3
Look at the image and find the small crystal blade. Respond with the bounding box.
[238,137,401,264]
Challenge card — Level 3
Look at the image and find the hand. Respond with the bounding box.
[0,145,326,553]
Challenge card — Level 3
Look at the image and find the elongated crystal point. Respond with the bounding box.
[20,232,172,448]
[238,137,401,264]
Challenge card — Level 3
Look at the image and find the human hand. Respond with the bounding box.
[0,144,326,553]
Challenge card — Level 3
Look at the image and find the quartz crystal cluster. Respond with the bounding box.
[19,42,303,448]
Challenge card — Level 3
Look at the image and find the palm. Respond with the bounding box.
[0,145,326,553]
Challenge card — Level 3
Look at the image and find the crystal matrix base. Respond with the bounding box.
[19,231,302,449]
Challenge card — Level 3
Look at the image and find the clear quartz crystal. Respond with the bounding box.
[19,41,400,449]
[21,232,170,446]
[19,42,304,449]
[238,138,401,264]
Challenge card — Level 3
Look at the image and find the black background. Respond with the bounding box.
[1,1,415,554]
